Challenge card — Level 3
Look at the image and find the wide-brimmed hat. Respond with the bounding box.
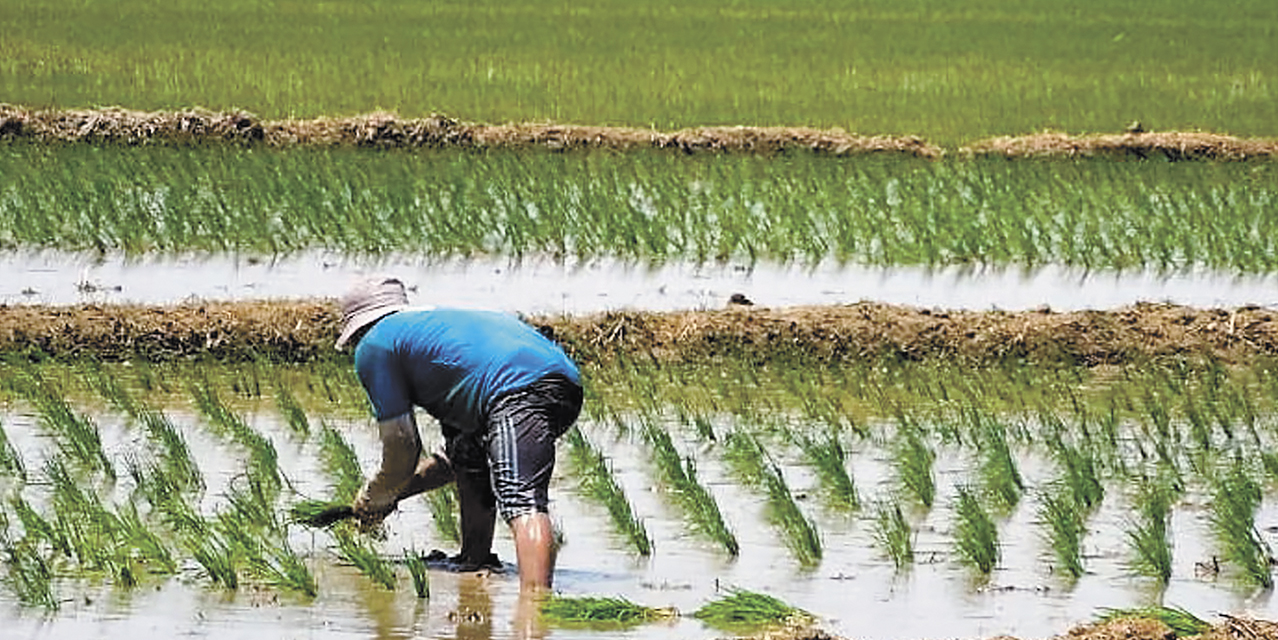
[335,275,410,349]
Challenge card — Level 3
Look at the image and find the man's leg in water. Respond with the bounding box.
[456,467,498,566]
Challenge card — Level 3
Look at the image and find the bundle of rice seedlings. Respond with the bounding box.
[796,433,860,511]
[723,430,820,567]
[290,499,354,528]
[953,485,999,574]
[185,532,239,589]
[274,379,310,437]
[427,484,461,544]
[540,594,676,627]
[2,537,58,610]
[692,588,811,630]
[1096,605,1211,637]
[894,428,935,509]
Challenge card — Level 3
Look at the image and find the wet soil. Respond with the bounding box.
[2,300,1277,365]
[763,616,1278,640]
[3,105,1275,159]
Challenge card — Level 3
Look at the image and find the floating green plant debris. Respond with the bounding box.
[1096,606,1211,637]
[540,594,676,628]
[953,485,999,575]
[692,588,812,630]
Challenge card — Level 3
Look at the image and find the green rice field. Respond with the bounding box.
[3,0,1274,144]
[2,143,1276,272]
[1,357,1278,638]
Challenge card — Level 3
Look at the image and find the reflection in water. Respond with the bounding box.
[453,573,494,640]
[2,250,1277,312]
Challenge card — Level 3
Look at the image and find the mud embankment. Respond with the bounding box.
[3,104,1276,160]
[2,300,1277,365]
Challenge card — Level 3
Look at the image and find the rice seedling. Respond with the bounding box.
[404,549,429,599]
[1038,486,1086,579]
[795,433,860,511]
[893,426,935,509]
[873,501,914,571]
[290,499,353,529]
[540,594,677,628]
[10,496,71,559]
[185,532,239,590]
[0,418,26,482]
[18,375,115,479]
[1,537,58,610]
[334,528,397,590]
[274,378,310,438]
[692,588,812,631]
[1125,477,1177,583]
[427,484,462,545]
[562,427,652,556]
[191,381,282,495]
[247,540,317,598]
[136,410,203,493]
[316,423,364,504]
[953,485,1000,575]
[1050,439,1105,512]
[974,417,1023,513]
[1096,606,1211,637]
[1208,464,1273,589]
[643,423,737,556]
[128,460,204,534]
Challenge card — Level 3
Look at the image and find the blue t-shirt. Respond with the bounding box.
[354,308,580,433]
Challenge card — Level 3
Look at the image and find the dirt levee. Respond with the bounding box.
[2,301,1277,365]
[962,130,1278,161]
[0,105,940,158]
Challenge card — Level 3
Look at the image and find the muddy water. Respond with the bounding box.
[2,251,1277,312]
[2,402,1277,640]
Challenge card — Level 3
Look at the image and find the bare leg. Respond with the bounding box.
[456,470,497,565]
[510,512,555,591]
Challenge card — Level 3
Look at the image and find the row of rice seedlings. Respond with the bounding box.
[17,374,115,479]
[334,527,397,590]
[794,433,860,511]
[722,430,822,568]
[952,485,1000,575]
[1208,464,1273,589]
[1122,475,1178,583]
[873,502,915,570]
[641,422,738,556]
[8,146,1278,272]
[973,416,1023,514]
[540,594,677,628]
[562,427,652,556]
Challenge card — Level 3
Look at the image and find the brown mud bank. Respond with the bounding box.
[779,616,1278,640]
[3,104,1276,160]
[0,104,939,158]
[2,300,1277,365]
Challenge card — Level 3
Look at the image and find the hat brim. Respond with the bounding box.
[335,304,406,349]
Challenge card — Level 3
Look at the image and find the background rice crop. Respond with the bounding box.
[2,0,1274,145]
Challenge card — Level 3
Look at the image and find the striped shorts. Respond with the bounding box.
[445,375,583,522]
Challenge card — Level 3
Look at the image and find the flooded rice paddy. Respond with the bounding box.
[3,251,1278,313]
[1,367,1277,640]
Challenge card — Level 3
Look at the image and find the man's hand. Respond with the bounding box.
[352,413,422,527]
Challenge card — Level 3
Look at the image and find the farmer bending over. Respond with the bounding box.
[335,275,583,591]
